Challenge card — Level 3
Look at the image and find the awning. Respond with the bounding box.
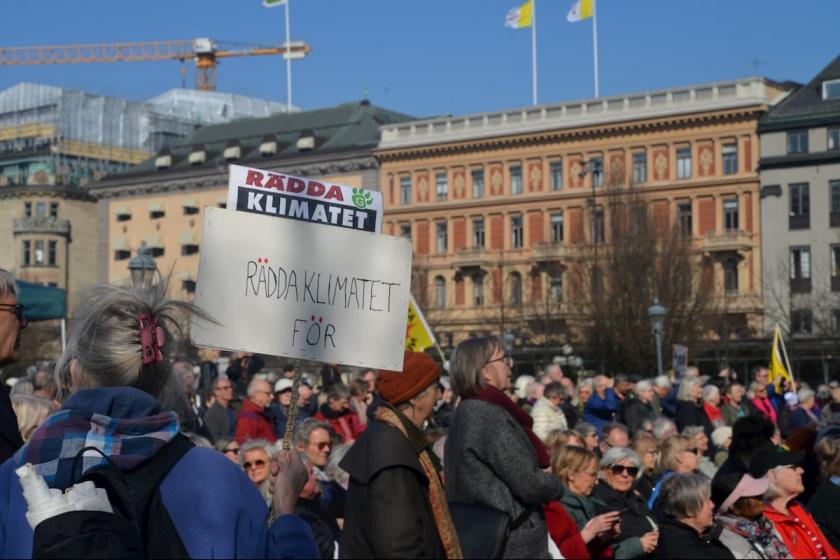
[114,205,131,217]
[179,271,196,281]
[182,199,198,209]
[148,202,164,213]
[16,280,66,321]
[180,231,199,245]
[145,234,164,249]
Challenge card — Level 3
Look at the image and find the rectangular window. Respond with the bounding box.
[549,161,563,191]
[35,201,46,218]
[590,157,603,188]
[48,241,56,266]
[824,79,840,100]
[724,199,739,232]
[724,259,738,293]
[592,208,605,244]
[114,250,131,261]
[435,222,448,253]
[789,183,810,229]
[722,144,738,175]
[550,273,563,303]
[471,169,485,199]
[632,152,647,184]
[435,172,448,201]
[833,309,840,332]
[473,275,484,306]
[828,127,840,150]
[49,202,58,218]
[181,244,200,256]
[510,166,523,194]
[790,246,811,279]
[24,202,32,218]
[23,240,30,266]
[435,277,446,308]
[150,209,165,219]
[183,206,199,216]
[787,130,808,154]
[678,202,693,237]
[150,247,164,258]
[832,245,840,292]
[677,147,692,179]
[473,218,485,248]
[34,240,45,265]
[832,181,840,227]
[550,212,564,243]
[792,309,813,335]
[399,223,411,239]
[400,176,412,205]
[511,215,524,249]
[182,280,197,294]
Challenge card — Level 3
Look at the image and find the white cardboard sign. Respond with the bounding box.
[226,164,383,233]
[192,207,411,371]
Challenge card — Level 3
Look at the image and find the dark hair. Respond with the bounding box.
[544,382,565,399]
[601,421,629,440]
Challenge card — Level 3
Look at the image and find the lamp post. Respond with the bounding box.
[647,297,666,378]
[128,241,157,288]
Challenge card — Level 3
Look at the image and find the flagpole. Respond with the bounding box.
[777,324,797,388]
[592,0,599,98]
[284,0,293,113]
[531,0,538,105]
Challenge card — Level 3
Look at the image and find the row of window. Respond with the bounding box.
[787,180,840,229]
[787,127,840,155]
[787,308,840,336]
[432,271,564,308]
[116,205,204,222]
[788,244,840,293]
[113,244,199,261]
[23,201,58,219]
[22,240,57,267]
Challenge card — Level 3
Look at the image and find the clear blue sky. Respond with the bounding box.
[1,1,837,119]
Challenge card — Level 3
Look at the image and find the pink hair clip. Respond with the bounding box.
[138,313,165,364]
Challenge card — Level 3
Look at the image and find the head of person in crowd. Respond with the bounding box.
[348,378,369,406]
[544,381,565,408]
[577,378,594,406]
[798,388,817,411]
[711,426,733,450]
[683,366,700,379]
[246,377,273,410]
[816,433,840,481]
[632,432,659,475]
[746,381,768,403]
[11,394,53,442]
[677,377,702,403]
[9,378,34,396]
[682,426,709,457]
[211,376,233,407]
[614,373,632,397]
[725,382,745,405]
[545,428,584,452]
[576,422,599,451]
[600,422,630,455]
[713,472,768,522]
[634,379,654,404]
[295,418,333,469]
[359,368,377,393]
[324,384,351,413]
[239,439,272,492]
[752,366,769,387]
[659,473,715,533]
[449,335,511,398]
[702,384,721,408]
[660,434,700,474]
[31,369,57,401]
[553,444,599,497]
[325,442,351,490]
[599,447,642,495]
[593,375,609,398]
[513,374,534,401]
[0,268,27,368]
[438,376,454,405]
[197,346,220,364]
[545,363,564,383]
[376,351,441,427]
[172,360,196,396]
[274,378,294,407]
[752,447,806,509]
[526,380,544,402]
[214,436,240,464]
[653,375,672,399]
[297,378,314,407]
[652,417,678,443]
[729,416,774,466]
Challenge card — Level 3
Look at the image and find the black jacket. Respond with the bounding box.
[808,479,840,553]
[295,496,340,559]
[676,400,713,436]
[339,416,445,559]
[0,385,22,463]
[592,481,657,545]
[654,518,734,559]
[625,399,656,436]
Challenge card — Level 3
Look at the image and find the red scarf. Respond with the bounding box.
[703,402,722,424]
[464,385,551,468]
[751,397,778,425]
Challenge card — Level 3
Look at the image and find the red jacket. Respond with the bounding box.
[545,500,613,559]
[314,404,365,443]
[235,398,278,444]
[764,501,840,559]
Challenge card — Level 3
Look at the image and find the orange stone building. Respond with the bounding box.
[377,78,793,352]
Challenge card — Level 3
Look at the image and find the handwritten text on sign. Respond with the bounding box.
[192,208,410,370]
[227,164,383,233]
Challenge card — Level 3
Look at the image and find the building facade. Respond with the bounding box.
[378,78,791,352]
[90,100,413,296]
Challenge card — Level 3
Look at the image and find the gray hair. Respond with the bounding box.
[326,443,351,488]
[633,380,653,398]
[702,384,719,403]
[0,269,19,299]
[238,438,272,464]
[575,422,597,438]
[654,375,672,389]
[681,425,705,439]
[54,282,211,401]
[798,388,815,404]
[659,472,711,520]
[247,377,270,398]
[652,417,678,441]
[677,377,701,402]
[599,446,641,470]
[294,418,333,447]
[449,336,499,398]
[327,383,351,401]
[11,394,54,441]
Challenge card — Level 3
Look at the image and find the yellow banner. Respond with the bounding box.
[769,324,792,389]
[405,294,435,352]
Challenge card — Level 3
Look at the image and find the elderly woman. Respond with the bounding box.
[683,426,718,479]
[747,382,778,426]
[592,447,660,558]
[721,383,750,427]
[648,435,700,511]
[0,283,317,558]
[10,394,53,442]
[625,380,656,436]
[577,422,600,452]
[790,388,820,430]
[584,375,618,432]
[654,473,734,558]
[446,336,563,558]
[754,447,840,559]
[712,472,790,559]
[676,378,713,434]
[809,434,840,553]
[703,385,725,427]
[632,432,659,501]
[544,428,585,454]
[240,439,273,505]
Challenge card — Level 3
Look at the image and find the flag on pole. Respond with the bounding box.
[567,0,593,22]
[262,0,286,7]
[405,294,436,352]
[769,324,793,390]
[505,0,534,29]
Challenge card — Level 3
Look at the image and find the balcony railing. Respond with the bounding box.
[452,247,493,269]
[13,217,71,237]
[530,242,576,262]
[702,230,753,253]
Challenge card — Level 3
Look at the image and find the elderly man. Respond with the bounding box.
[206,376,237,442]
[0,269,25,463]
[599,422,630,457]
[236,377,278,444]
[531,382,568,440]
[653,375,673,418]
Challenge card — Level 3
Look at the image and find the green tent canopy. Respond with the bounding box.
[15,281,66,321]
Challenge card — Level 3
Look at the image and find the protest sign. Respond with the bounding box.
[672,344,688,371]
[192,207,411,371]
[227,164,383,233]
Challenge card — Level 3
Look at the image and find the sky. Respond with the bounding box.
[1,1,838,120]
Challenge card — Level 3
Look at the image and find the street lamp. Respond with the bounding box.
[128,241,157,288]
[647,297,667,377]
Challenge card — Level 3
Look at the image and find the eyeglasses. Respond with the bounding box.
[216,385,233,392]
[224,447,240,454]
[486,354,513,368]
[0,303,25,323]
[610,465,640,477]
[243,459,266,470]
[313,441,331,451]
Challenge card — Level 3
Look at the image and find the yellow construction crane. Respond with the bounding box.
[0,38,311,91]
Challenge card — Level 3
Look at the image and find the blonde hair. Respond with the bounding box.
[659,435,691,472]
[545,429,584,454]
[816,435,840,478]
[11,395,54,442]
[552,444,598,483]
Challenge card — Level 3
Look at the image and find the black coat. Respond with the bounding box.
[295,496,340,559]
[676,400,713,436]
[654,518,734,559]
[339,418,445,559]
[0,385,22,463]
[592,481,657,544]
[625,399,656,436]
[808,479,840,553]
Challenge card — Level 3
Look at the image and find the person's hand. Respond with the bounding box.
[640,531,658,553]
[269,449,307,518]
[580,511,621,543]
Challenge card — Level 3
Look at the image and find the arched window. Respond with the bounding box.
[510,272,522,305]
[435,276,446,308]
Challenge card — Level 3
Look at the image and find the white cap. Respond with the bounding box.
[274,378,294,393]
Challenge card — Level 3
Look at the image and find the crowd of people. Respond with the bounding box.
[4,266,840,558]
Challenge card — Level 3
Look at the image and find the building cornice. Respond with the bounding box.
[759,151,840,171]
[0,184,95,202]
[90,152,379,200]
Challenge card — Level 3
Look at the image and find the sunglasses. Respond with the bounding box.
[686,447,699,455]
[243,459,266,470]
[610,465,640,477]
[314,442,331,451]
[0,303,25,323]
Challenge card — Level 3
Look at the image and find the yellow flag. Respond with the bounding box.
[405,294,436,352]
[505,0,533,29]
[769,324,792,390]
[567,0,593,22]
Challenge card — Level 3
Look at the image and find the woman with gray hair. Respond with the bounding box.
[677,377,714,435]
[592,447,660,558]
[654,473,733,558]
[790,388,820,430]
[625,380,656,436]
[0,283,317,558]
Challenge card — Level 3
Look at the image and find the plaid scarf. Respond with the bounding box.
[15,394,178,490]
[717,513,791,560]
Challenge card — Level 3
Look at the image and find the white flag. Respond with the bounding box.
[262,0,286,7]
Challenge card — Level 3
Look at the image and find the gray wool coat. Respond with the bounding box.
[444,399,565,559]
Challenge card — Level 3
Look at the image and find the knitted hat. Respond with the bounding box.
[376,352,441,405]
